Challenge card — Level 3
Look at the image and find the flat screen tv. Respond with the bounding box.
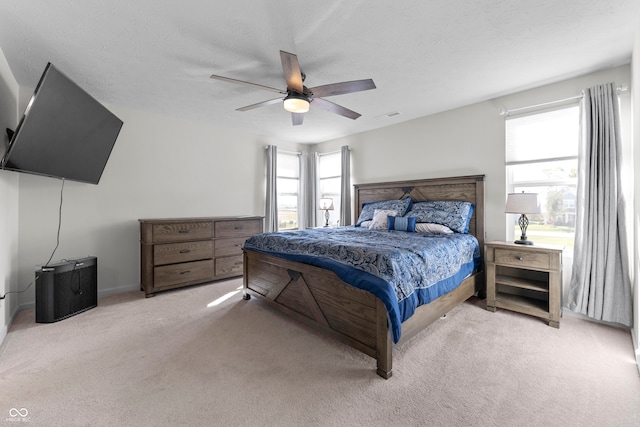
[1,63,123,185]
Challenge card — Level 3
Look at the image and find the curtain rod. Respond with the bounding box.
[265,146,301,156]
[500,95,582,117]
[318,149,341,156]
[278,149,301,156]
[500,84,628,117]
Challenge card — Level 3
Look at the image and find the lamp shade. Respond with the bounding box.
[319,198,334,210]
[505,192,541,214]
[283,93,310,113]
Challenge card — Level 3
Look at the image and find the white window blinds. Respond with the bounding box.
[505,105,580,165]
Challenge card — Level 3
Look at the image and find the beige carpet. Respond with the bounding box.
[1,278,639,427]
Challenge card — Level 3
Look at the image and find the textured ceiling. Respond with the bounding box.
[0,0,637,144]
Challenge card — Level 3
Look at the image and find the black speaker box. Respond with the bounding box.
[35,256,97,323]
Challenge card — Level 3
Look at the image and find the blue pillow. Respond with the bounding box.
[355,197,413,226]
[387,215,416,232]
[404,200,474,233]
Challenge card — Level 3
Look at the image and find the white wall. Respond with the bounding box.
[632,25,640,370]
[12,102,303,307]
[0,47,19,342]
[318,65,630,238]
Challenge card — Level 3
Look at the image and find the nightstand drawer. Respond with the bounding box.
[494,248,550,270]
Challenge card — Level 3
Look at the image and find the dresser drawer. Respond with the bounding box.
[215,219,262,238]
[494,248,550,270]
[154,241,213,266]
[215,255,244,277]
[153,222,212,243]
[215,237,245,257]
[154,260,214,288]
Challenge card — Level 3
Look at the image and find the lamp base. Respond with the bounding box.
[515,214,533,245]
[514,239,534,245]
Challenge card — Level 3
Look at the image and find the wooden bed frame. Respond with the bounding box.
[242,174,485,378]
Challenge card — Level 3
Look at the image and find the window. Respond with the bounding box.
[506,105,579,250]
[317,151,341,227]
[277,151,300,231]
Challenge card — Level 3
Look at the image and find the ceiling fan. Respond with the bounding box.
[210,50,376,126]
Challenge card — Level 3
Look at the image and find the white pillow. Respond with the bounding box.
[368,209,397,230]
[415,223,454,234]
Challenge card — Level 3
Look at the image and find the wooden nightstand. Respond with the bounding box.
[485,241,564,328]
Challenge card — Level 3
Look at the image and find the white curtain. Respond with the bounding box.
[265,145,278,232]
[568,83,632,327]
[306,152,319,227]
[340,145,351,226]
[298,152,312,230]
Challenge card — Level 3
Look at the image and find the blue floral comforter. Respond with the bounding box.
[243,227,480,343]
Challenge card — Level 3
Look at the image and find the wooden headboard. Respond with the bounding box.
[353,175,486,259]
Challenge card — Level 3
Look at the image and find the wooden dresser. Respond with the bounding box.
[139,216,263,297]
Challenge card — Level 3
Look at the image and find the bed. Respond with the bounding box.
[242,174,485,378]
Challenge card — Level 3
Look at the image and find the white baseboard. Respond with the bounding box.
[0,301,23,349]
[96,283,140,299]
[632,327,640,376]
[0,323,6,349]
[0,283,141,348]
[16,283,140,311]
[563,307,639,376]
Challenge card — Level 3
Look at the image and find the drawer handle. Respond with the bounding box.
[516,256,523,261]
[180,249,191,254]
[180,270,191,275]
[234,226,244,230]
[179,230,189,234]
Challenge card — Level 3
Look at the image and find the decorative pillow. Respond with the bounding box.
[405,200,474,233]
[355,197,413,226]
[368,209,397,230]
[387,216,417,232]
[415,223,454,234]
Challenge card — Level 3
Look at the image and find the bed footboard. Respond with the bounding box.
[243,248,394,377]
[242,248,482,378]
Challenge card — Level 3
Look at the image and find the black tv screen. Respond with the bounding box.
[1,63,123,184]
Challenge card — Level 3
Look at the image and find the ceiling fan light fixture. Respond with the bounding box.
[283,93,310,113]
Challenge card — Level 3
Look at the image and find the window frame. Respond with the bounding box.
[276,150,301,231]
[317,150,342,227]
[505,104,579,248]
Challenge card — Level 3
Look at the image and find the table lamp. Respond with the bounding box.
[505,192,541,245]
[319,198,334,227]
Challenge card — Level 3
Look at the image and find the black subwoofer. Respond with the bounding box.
[35,256,97,323]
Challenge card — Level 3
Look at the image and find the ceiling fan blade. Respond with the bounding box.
[312,97,361,120]
[309,79,376,98]
[236,98,283,111]
[292,113,304,126]
[279,50,304,93]
[210,74,286,94]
